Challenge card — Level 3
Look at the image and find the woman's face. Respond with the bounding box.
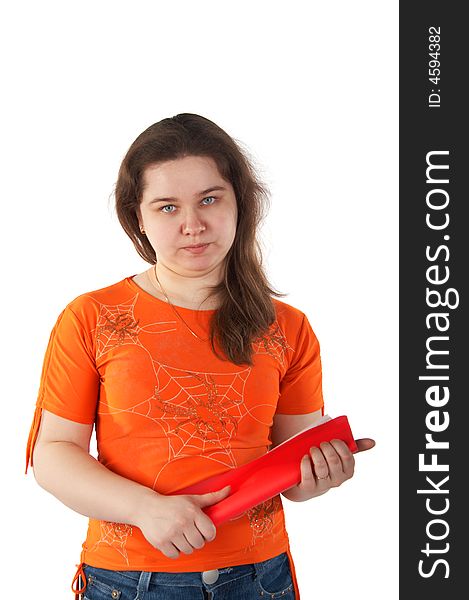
[138,155,238,279]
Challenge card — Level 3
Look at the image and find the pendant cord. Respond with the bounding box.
[147,265,210,342]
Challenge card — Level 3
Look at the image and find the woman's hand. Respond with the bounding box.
[282,438,376,502]
[135,486,231,559]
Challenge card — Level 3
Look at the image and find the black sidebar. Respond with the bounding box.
[400,3,467,598]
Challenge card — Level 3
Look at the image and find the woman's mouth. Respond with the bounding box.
[183,243,210,254]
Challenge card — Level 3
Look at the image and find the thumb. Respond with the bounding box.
[355,438,376,453]
[194,485,231,507]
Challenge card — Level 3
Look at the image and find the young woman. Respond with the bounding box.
[26,113,374,599]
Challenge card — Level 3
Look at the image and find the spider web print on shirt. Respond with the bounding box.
[105,362,254,490]
[241,496,282,553]
[87,521,133,565]
[252,321,292,369]
[91,293,177,359]
[151,366,250,461]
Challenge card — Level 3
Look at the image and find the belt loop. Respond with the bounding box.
[136,571,152,597]
[253,557,264,579]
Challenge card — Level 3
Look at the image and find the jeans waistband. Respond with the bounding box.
[83,553,284,592]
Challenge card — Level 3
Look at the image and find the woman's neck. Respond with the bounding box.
[146,264,222,310]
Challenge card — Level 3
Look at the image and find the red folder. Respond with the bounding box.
[173,415,358,526]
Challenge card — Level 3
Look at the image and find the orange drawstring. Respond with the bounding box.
[25,405,43,474]
[286,545,301,599]
[71,562,87,598]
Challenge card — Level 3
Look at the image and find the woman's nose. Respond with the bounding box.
[181,211,206,235]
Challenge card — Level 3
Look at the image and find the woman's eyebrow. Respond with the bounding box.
[149,185,227,205]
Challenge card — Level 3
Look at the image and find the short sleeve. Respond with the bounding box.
[25,304,100,473]
[276,313,324,415]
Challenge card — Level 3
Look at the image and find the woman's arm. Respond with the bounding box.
[271,409,326,501]
[270,409,324,448]
[32,409,156,525]
[271,410,375,502]
[32,409,231,559]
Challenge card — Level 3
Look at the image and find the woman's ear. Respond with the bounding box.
[136,207,143,231]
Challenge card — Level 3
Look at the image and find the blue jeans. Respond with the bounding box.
[81,552,296,599]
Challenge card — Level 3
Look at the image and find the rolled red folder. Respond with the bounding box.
[173,415,358,526]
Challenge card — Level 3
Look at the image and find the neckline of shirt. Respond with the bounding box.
[124,275,217,314]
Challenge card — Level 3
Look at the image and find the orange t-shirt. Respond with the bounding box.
[25,275,324,590]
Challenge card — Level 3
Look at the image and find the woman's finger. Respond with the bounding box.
[355,438,376,452]
[330,439,355,477]
[310,446,330,481]
[319,441,344,485]
[299,454,315,485]
[159,541,180,559]
[184,526,206,550]
[172,533,194,555]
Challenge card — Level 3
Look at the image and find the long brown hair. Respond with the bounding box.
[115,113,287,365]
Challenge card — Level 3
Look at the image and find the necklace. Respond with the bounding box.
[147,265,210,342]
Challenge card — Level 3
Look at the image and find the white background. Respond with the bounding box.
[1,1,398,597]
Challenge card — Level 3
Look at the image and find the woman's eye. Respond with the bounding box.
[160,204,175,213]
[160,196,216,214]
